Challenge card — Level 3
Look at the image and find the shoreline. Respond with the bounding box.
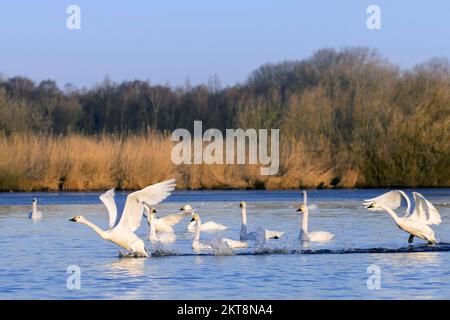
[1,185,450,193]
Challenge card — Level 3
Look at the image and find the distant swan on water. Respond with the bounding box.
[183,204,228,232]
[297,191,334,242]
[69,179,176,257]
[363,190,441,244]
[144,204,176,244]
[191,213,248,251]
[239,201,283,240]
[29,197,43,220]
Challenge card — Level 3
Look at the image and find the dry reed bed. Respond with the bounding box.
[0,134,346,191]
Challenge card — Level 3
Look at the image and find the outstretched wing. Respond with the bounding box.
[363,190,410,213]
[410,192,441,225]
[159,210,192,226]
[116,179,176,232]
[99,188,118,229]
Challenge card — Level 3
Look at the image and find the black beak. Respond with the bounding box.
[296,208,301,212]
[180,208,185,211]
[367,203,374,209]
[69,218,76,222]
[239,204,242,208]
[190,217,195,222]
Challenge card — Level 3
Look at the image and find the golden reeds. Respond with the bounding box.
[0,133,350,191]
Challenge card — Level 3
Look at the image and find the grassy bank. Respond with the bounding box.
[0,133,448,191]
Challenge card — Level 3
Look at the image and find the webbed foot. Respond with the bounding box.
[408,235,414,244]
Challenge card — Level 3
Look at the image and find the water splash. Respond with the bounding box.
[139,242,450,258]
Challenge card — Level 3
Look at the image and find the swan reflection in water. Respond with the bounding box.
[105,257,146,277]
[376,251,441,267]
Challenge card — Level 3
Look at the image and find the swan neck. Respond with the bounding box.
[32,201,37,213]
[383,205,400,222]
[193,219,201,244]
[149,214,156,241]
[80,218,107,239]
[241,207,247,225]
[300,209,309,238]
[240,207,248,239]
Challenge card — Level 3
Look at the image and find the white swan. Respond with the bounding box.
[70,179,176,257]
[144,205,176,244]
[152,209,191,233]
[191,213,248,251]
[297,191,334,242]
[363,190,441,244]
[183,204,228,232]
[100,187,188,234]
[29,197,43,220]
[239,201,283,240]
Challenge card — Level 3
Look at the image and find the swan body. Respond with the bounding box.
[301,230,334,242]
[29,198,43,220]
[364,190,441,244]
[297,191,334,242]
[70,179,176,257]
[186,221,228,232]
[145,205,176,244]
[182,204,228,232]
[221,238,248,249]
[191,213,248,251]
[239,201,283,241]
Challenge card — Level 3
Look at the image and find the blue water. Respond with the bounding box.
[1,189,450,299]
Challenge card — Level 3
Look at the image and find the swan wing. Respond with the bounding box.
[253,228,268,245]
[265,230,284,239]
[222,238,248,249]
[159,210,191,227]
[363,190,409,212]
[99,188,118,229]
[116,179,176,232]
[410,192,441,225]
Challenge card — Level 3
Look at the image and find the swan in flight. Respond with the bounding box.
[182,204,228,232]
[239,201,283,240]
[29,197,43,220]
[191,213,248,251]
[363,190,441,244]
[70,178,176,257]
[144,204,176,244]
[297,191,334,242]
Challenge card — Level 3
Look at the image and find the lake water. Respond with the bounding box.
[1,189,450,299]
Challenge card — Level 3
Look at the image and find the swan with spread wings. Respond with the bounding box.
[363,190,441,244]
[69,179,176,257]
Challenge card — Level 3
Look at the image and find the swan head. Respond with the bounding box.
[69,215,85,223]
[149,207,157,216]
[365,201,378,210]
[296,205,307,214]
[190,213,200,222]
[143,203,158,219]
[239,201,247,208]
[180,204,193,212]
[32,197,37,203]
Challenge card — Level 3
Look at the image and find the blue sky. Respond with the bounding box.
[0,1,449,88]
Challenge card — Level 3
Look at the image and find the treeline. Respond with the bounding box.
[0,47,449,189]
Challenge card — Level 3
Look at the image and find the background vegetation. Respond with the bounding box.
[0,47,449,190]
